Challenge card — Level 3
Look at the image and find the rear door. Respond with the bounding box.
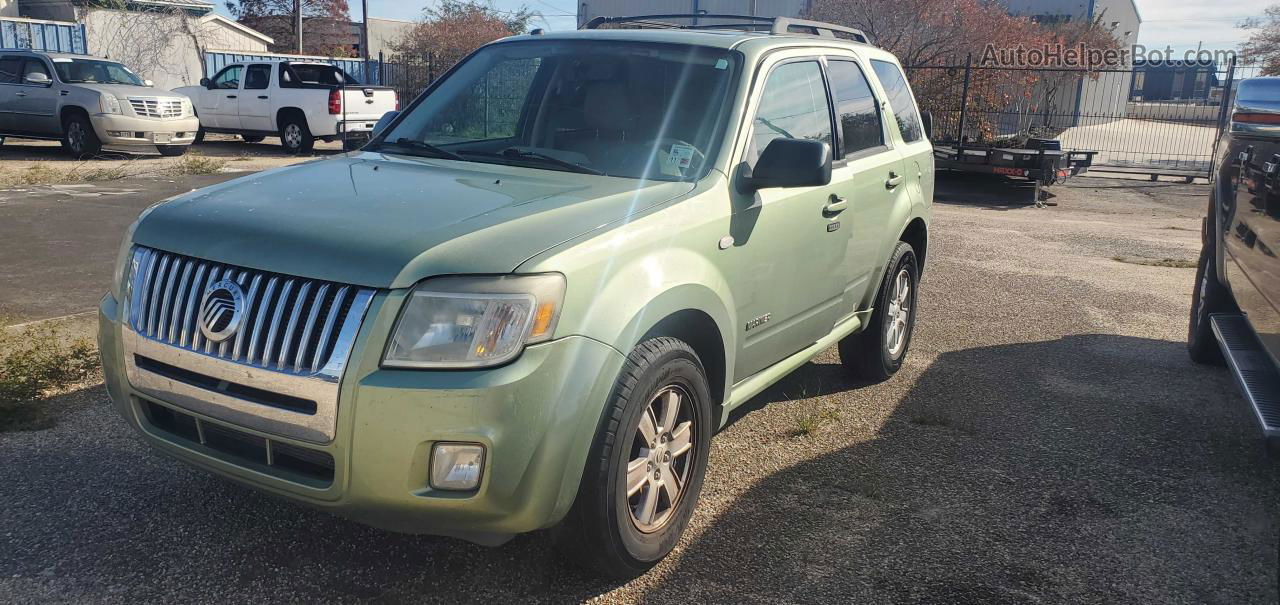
[726,55,853,379]
[822,55,910,316]
[0,55,24,132]
[237,64,273,132]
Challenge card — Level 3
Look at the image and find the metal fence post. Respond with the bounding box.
[957,53,973,146]
[1209,57,1238,178]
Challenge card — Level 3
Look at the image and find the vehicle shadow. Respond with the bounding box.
[642,334,1280,603]
[4,336,1276,602]
[0,136,345,162]
[936,171,1045,209]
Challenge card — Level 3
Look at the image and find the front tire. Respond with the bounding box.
[279,117,314,154]
[839,241,920,382]
[61,114,101,158]
[156,145,187,157]
[557,337,713,579]
[1189,217,1236,364]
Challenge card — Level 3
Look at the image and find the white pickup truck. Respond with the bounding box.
[176,61,398,153]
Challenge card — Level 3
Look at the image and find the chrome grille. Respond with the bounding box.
[126,247,373,376]
[128,98,184,119]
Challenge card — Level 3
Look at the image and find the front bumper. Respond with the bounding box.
[92,114,200,148]
[99,291,625,541]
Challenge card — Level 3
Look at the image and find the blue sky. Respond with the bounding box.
[217,0,1260,57]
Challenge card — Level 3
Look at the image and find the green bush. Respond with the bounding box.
[0,322,99,430]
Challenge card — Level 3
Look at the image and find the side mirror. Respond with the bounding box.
[1231,78,1280,138]
[24,72,51,86]
[741,138,832,192]
[372,110,400,139]
[920,110,933,140]
[199,77,211,89]
[144,79,154,87]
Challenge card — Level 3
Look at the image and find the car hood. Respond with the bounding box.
[71,83,184,99]
[132,154,695,289]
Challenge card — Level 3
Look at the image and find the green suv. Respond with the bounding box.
[97,15,933,578]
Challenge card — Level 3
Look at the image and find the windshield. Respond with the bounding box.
[376,40,741,181]
[52,58,144,86]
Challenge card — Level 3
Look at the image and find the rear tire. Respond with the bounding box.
[156,145,187,157]
[1189,217,1236,365]
[839,241,919,382]
[556,337,713,579]
[61,113,101,159]
[279,117,314,154]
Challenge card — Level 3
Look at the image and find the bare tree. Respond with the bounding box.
[83,1,218,85]
[1241,5,1280,75]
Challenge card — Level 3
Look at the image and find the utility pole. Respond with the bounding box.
[294,0,303,54]
[361,0,369,62]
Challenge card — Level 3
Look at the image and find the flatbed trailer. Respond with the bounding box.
[933,141,1099,203]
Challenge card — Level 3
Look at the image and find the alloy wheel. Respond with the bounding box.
[886,268,912,357]
[625,385,695,533]
[284,124,301,149]
[67,122,85,153]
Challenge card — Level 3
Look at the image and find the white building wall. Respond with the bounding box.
[366,17,414,59]
[0,0,18,18]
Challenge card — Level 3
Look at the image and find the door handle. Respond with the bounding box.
[15,92,25,97]
[824,194,848,214]
[258,95,268,99]
[886,172,904,189]
[227,95,237,99]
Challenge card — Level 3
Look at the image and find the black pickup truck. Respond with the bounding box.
[1190,77,1280,443]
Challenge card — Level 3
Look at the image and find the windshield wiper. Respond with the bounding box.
[460,148,604,176]
[375,138,465,161]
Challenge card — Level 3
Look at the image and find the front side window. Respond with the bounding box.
[53,59,145,86]
[747,61,833,165]
[870,59,923,143]
[22,59,50,83]
[244,64,271,90]
[377,40,740,181]
[212,66,242,89]
[827,60,883,157]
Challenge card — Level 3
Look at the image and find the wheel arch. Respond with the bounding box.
[276,106,306,129]
[899,217,928,274]
[59,104,90,127]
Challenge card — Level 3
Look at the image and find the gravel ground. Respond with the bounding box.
[1,174,1276,604]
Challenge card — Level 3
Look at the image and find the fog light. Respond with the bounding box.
[107,131,126,137]
[430,443,484,491]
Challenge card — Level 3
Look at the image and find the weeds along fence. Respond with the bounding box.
[905,59,1263,177]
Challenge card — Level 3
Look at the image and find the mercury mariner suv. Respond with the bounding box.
[98,15,934,578]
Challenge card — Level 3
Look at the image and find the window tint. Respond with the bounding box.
[0,57,21,84]
[870,60,923,143]
[827,60,883,156]
[748,61,832,164]
[244,64,270,90]
[213,65,242,89]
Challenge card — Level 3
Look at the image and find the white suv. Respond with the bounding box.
[0,50,199,157]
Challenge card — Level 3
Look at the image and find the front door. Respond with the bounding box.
[237,64,273,132]
[16,58,59,135]
[202,65,243,129]
[727,57,852,380]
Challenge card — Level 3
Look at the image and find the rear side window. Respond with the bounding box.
[748,61,832,165]
[827,60,883,157]
[0,56,21,84]
[244,64,271,90]
[871,60,923,143]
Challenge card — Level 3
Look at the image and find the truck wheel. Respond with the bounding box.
[557,337,712,579]
[156,145,187,157]
[194,127,205,144]
[242,135,265,143]
[839,241,919,382]
[1189,218,1236,365]
[280,118,314,154]
[61,113,101,158]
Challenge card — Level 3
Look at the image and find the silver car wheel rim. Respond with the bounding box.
[626,385,695,534]
[886,268,912,357]
[68,122,84,152]
[284,124,301,148]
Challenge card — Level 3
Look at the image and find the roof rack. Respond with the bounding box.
[580,14,872,45]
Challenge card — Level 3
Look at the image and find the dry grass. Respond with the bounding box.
[791,407,840,437]
[0,320,100,431]
[0,160,133,187]
[1112,256,1197,268]
[166,153,227,176]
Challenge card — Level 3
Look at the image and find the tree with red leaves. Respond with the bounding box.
[389,1,535,72]
[226,0,355,57]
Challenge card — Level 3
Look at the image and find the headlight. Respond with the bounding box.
[180,98,193,118]
[383,274,566,369]
[100,94,121,115]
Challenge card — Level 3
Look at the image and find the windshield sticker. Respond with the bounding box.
[715,58,729,70]
[668,143,696,172]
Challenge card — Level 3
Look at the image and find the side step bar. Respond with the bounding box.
[1211,314,1280,438]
